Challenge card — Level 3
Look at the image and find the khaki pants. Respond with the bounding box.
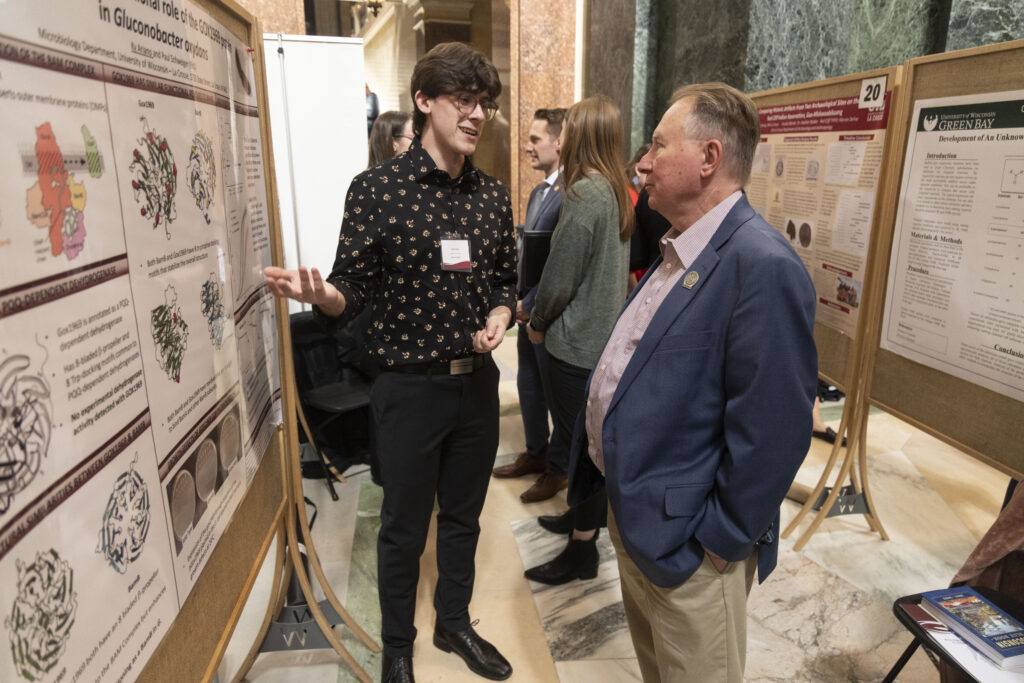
[608,510,757,682]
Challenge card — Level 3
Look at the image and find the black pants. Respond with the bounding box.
[371,360,500,658]
[547,352,606,530]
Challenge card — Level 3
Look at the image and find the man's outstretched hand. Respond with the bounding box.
[263,266,346,316]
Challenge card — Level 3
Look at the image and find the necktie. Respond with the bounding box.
[523,181,548,231]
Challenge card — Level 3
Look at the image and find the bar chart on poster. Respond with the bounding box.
[0,1,282,681]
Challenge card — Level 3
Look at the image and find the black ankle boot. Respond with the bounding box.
[537,508,574,534]
[524,532,599,585]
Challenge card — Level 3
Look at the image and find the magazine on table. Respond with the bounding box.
[918,587,1024,670]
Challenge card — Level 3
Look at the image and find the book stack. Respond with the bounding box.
[919,586,1024,672]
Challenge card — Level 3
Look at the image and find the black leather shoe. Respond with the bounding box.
[381,654,414,683]
[433,624,512,680]
[537,508,574,534]
[524,533,599,585]
[812,426,847,447]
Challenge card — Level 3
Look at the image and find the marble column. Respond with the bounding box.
[947,0,1024,51]
[655,0,751,116]
[584,1,636,159]
[631,0,657,152]
[236,0,305,34]
[510,0,576,224]
[471,0,512,188]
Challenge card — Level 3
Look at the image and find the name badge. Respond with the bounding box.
[441,239,471,272]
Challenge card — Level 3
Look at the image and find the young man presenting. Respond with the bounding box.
[265,43,515,683]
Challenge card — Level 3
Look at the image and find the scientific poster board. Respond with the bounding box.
[0,0,285,681]
[749,68,901,388]
[869,40,1024,477]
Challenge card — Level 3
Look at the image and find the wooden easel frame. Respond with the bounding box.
[748,67,904,549]
[860,39,1024,481]
[225,377,381,683]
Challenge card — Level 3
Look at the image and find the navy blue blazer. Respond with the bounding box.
[567,195,817,588]
[519,177,563,312]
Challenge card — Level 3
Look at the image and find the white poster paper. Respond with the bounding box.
[881,90,1024,403]
[0,1,282,680]
[748,93,890,337]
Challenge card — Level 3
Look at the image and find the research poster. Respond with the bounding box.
[881,90,1024,404]
[748,93,891,337]
[0,1,281,681]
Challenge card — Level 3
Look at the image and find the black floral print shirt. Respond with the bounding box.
[317,138,517,366]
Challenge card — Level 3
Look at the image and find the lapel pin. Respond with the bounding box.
[683,271,699,289]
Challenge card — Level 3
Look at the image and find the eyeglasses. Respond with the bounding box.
[446,93,499,121]
[394,134,414,141]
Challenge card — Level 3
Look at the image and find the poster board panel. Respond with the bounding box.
[0,0,290,679]
[140,432,285,682]
[748,67,901,390]
[142,0,293,678]
[869,40,1024,478]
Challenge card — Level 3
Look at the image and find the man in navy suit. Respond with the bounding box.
[492,108,568,504]
[568,83,817,681]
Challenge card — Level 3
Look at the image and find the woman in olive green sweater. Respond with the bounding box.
[525,95,634,585]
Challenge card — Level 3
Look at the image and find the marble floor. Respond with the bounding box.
[217,331,1012,682]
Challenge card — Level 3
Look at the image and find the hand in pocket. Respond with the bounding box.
[704,547,729,574]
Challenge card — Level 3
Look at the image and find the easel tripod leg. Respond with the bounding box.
[229,521,289,683]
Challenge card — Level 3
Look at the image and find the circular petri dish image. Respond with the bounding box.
[799,222,812,247]
[805,159,820,181]
[170,469,196,541]
[219,413,241,471]
[195,438,218,502]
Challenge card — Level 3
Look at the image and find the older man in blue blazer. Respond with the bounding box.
[568,83,817,682]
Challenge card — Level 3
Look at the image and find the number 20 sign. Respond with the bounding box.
[859,76,887,109]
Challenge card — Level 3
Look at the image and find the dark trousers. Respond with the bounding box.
[516,322,552,461]
[370,360,500,658]
[547,353,606,530]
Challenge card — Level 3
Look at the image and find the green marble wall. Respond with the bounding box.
[631,0,657,154]
[744,0,947,92]
[947,0,1024,50]
[588,0,1022,148]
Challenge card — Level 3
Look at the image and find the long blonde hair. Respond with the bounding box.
[560,96,634,241]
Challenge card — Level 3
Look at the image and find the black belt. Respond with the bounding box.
[389,353,490,376]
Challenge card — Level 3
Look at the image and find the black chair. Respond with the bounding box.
[289,311,374,500]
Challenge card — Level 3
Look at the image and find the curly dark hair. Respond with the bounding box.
[410,42,501,135]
